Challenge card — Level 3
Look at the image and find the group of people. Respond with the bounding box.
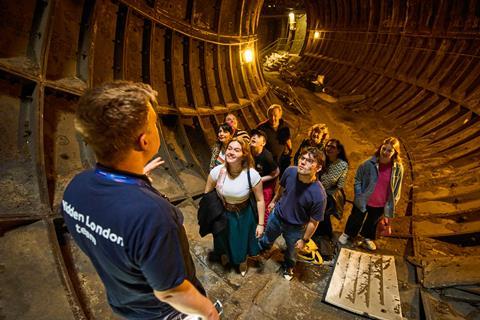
[203,104,404,281]
[61,81,404,320]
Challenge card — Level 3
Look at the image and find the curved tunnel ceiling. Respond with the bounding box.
[0,0,479,319]
[301,0,480,219]
[0,0,271,211]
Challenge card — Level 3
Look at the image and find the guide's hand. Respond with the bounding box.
[143,157,165,175]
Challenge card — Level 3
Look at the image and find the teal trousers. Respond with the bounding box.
[213,204,260,265]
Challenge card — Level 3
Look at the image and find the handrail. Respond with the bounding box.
[259,38,288,56]
[260,38,304,57]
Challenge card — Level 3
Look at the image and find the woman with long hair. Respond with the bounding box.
[209,123,233,170]
[205,138,265,276]
[338,137,404,251]
[313,139,349,250]
[294,124,329,165]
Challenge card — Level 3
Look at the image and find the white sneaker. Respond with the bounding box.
[282,267,294,281]
[239,261,248,277]
[338,233,349,245]
[362,238,377,251]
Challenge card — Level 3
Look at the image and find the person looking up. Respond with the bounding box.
[312,139,349,260]
[62,81,218,320]
[209,123,233,171]
[259,147,326,280]
[294,123,329,165]
[250,129,280,223]
[225,113,250,142]
[257,104,292,176]
[338,137,404,251]
[204,138,265,276]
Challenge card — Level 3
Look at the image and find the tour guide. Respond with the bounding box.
[62,81,218,320]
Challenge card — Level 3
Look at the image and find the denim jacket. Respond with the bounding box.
[353,156,404,218]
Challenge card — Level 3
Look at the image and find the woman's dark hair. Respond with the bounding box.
[323,139,348,171]
[218,122,233,137]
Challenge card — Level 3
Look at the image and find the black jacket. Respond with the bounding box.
[197,191,227,237]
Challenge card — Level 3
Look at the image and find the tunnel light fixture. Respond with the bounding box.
[288,12,295,24]
[288,12,296,30]
[242,48,254,63]
[314,31,320,39]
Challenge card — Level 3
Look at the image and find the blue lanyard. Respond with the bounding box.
[95,167,176,221]
[95,167,170,201]
[95,168,147,187]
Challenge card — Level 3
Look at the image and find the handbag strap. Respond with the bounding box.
[247,169,253,191]
[215,167,227,205]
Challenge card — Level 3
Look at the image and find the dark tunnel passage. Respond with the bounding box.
[0,0,479,319]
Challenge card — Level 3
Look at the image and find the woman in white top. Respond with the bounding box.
[205,138,265,276]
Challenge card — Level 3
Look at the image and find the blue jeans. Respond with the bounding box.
[258,209,305,268]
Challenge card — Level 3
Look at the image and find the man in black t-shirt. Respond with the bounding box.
[250,129,279,222]
[257,104,292,176]
[62,82,218,320]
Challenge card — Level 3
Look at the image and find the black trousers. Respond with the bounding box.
[344,205,384,240]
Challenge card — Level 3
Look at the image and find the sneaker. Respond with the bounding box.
[239,261,248,277]
[220,254,229,267]
[282,267,294,281]
[362,238,377,251]
[338,233,349,245]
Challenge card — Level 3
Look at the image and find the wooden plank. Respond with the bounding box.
[420,289,465,320]
[421,256,480,288]
[412,211,480,237]
[414,236,480,258]
[325,248,402,320]
[124,11,144,82]
[92,0,117,85]
[411,237,480,289]
[455,285,480,296]
[441,288,480,303]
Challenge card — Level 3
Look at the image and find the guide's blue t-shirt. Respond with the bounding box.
[62,165,203,319]
[275,166,327,225]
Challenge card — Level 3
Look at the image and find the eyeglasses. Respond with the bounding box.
[326,144,337,149]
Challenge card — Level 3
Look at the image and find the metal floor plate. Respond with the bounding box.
[325,248,402,320]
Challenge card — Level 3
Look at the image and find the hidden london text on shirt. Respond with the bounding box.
[62,200,124,247]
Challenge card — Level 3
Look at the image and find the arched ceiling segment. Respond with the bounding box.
[301,0,480,218]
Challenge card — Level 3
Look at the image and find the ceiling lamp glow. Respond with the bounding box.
[314,31,320,39]
[288,12,295,24]
[243,48,254,63]
[288,12,296,30]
